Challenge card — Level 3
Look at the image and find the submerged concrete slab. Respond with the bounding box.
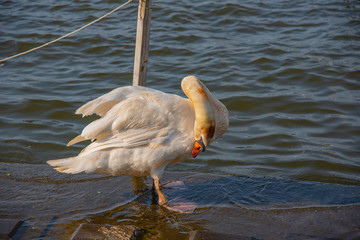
[0,219,23,239]
[70,224,137,240]
[189,230,252,240]
[1,163,360,239]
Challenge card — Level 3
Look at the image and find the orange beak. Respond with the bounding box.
[192,141,205,158]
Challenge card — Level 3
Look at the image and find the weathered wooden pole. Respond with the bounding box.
[132,0,152,86]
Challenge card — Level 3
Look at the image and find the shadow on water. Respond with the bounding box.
[2,163,359,239]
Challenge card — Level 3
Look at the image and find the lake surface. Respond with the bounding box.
[1,0,360,238]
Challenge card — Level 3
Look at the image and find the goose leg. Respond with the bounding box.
[153,178,167,205]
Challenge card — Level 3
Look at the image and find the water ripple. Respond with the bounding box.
[0,0,360,187]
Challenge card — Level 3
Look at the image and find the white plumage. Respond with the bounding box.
[48,75,229,205]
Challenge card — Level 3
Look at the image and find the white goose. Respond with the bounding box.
[48,76,229,206]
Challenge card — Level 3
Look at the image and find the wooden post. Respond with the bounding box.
[133,0,152,86]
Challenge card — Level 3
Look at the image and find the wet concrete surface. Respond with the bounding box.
[70,224,137,240]
[0,219,23,239]
[1,163,360,239]
[189,230,252,240]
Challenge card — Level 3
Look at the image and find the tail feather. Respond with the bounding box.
[47,157,80,174]
[47,155,101,174]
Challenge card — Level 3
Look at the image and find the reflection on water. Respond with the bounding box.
[1,0,360,238]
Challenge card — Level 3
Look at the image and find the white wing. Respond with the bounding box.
[69,86,191,150]
[48,86,195,175]
[76,86,162,117]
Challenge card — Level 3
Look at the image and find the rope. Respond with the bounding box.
[0,0,133,63]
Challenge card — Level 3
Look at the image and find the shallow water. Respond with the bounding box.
[1,0,360,238]
[1,164,360,239]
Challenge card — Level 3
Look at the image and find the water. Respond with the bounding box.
[1,0,360,238]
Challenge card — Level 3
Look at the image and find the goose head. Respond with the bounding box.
[181,75,229,158]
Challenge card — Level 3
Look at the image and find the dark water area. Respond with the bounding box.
[1,0,360,238]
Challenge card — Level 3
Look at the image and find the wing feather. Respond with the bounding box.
[70,86,190,154]
[67,135,87,146]
[75,86,162,117]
